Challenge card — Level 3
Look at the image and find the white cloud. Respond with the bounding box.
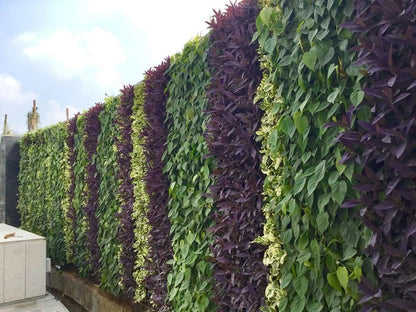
[0,74,38,134]
[43,100,79,125]
[19,28,125,90]
[0,74,80,135]
[0,74,37,107]
[85,0,230,62]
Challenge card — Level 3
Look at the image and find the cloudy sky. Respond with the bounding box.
[0,0,231,135]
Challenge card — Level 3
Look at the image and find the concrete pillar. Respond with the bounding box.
[0,135,21,226]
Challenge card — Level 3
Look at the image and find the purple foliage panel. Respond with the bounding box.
[83,103,104,280]
[66,113,79,260]
[205,0,267,310]
[142,59,173,312]
[339,0,416,310]
[116,85,137,299]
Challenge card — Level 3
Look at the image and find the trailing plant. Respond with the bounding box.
[205,0,267,310]
[17,123,69,265]
[142,59,173,312]
[254,0,372,310]
[96,96,122,295]
[83,103,104,280]
[163,36,216,312]
[338,0,416,310]
[116,85,137,299]
[73,114,90,277]
[130,82,151,303]
[66,114,79,262]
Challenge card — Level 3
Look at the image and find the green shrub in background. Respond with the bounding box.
[72,114,90,277]
[96,97,122,295]
[163,36,216,312]
[131,83,151,302]
[17,123,69,265]
[255,0,372,310]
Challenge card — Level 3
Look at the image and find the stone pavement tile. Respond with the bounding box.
[0,294,68,312]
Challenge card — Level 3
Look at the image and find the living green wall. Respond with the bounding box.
[16,0,415,310]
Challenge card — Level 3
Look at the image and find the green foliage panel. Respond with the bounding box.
[72,115,90,277]
[17,123,70,265]
[255,0,372,310]
[163,36,216,312]
[96,97,122,296]
[131,83,151,302]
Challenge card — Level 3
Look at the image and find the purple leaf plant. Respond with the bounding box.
[142,59,173,312]
[338,0,416,310]
[205,0,267,310]
[116,85,137,299]
[83,103,104,280]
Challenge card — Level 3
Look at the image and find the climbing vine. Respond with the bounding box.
[254,0,372,310]
[164,36,216,312]
[96,97,122,295]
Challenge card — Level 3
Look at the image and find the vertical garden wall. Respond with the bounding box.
[16,0,415,311]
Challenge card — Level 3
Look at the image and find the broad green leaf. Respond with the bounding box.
[268,128,279,153]
[307,161,326,196]
[342,246,357,260]
[317,193,331,213]
[280,115,296,138]
[294,276,308,297]
[260,7,272,26]
[327,63,337,79]
[316,212,329,233]
[294,111,309,134]
[307,302,324,312]
[294,175,306,195]
[297,250,311,263]
[350,90,365,107]
[336,266,349,291]
[340,220,360,247]
[321,47,335,66]
[327,88,340,103]
[302,48,317,71]
[291,295,306,312]
[265,35,278,54]
[281,273,293,289]
[327,272,342,292]
[331,180,347,205]
[310,239,321,267]
[328,171,339,185]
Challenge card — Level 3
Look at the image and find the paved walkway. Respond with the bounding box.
[0,294,69,312]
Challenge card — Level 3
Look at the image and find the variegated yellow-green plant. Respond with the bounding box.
[255,52,286,312]
[131,82,151,303]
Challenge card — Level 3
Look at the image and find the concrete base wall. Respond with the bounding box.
[48,268,149,312]
[0,135,21,226]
